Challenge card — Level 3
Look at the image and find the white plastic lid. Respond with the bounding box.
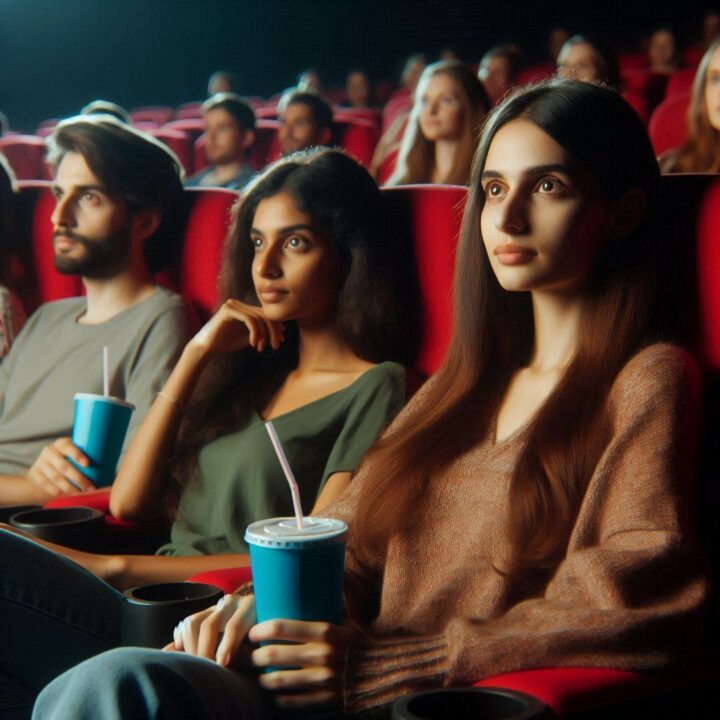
[74,393,135,410]
[245,517,347,548]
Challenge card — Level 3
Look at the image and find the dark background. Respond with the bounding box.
[0,0,717,131]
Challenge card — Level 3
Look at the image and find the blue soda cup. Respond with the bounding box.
[69,393,134,488]
[245,517,347,626]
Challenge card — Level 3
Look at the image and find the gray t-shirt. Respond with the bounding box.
[0,287,189,476]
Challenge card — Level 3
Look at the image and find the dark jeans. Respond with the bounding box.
[0,530,123,693]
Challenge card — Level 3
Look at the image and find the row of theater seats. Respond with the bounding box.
[0,114,380,181]
[12,177,720,716]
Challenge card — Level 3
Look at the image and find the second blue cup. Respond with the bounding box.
[69,393,134,488]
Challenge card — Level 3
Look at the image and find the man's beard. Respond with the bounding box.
[53,227,132,279]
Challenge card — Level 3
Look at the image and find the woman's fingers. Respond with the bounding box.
[252,641,338,670]
[249,619,344,645]
[216,595,256,667]
[179,606,215,656]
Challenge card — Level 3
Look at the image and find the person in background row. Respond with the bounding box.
[646,27,682,116]
[296,68,322,94]
[478,45,522,105]
[277,91,333,155]
[368,53,428,181]
[557,35,622,89]
[659,38,720,173]
[344,70,373,109]
[389,61,490,186]
[0,117,190,507]
[207,70,239,96]
[36,79,708,720]
[548,26,570,63]
[185,94,257,191]
[0,154,26,358]
[703,11,720,49]
[80,100,131,125]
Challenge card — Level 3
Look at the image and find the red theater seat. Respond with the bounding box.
[517,62,555,84]
[130,106,174,125]
[0,135,48,180]
[334,117,378,166]
[175,102,203,120]
[150,127,194,175]
[648,91,690,155]
[665,67,697,99]
[162,118,205,141]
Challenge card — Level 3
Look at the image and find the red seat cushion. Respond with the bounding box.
[187,566,252,594]
[0,136,48,180]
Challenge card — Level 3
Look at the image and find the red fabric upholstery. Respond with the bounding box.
[162,118,205,141]
[16,182,83,310]
[517,62,555,85]
[648,91,690,155]
[334,107,381,126]
[255,106,279,120]
[695,179,720,370]
[130,106,174,126]
[382,185,467,376]
[0,135,48,180]
[618,52,648,72]
[381,91,412,132]
[665,67,697,99]
[175,102,203,120]
[174,188,238,318]
[150,127,194,175]
[335,118,378,167]
[377,147,399,185]
[187,566,252,594]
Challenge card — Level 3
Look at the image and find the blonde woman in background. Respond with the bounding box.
[387,60,490,186]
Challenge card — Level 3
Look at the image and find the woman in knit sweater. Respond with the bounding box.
[33,79,708,719]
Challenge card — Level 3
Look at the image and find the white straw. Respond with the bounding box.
[265,421,304,529]
[103,346,109,398]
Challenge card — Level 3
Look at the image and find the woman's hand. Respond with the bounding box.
[188,299,285,356]
[164,594,256,669]
[248,618,357,709]
[26,437,94,496]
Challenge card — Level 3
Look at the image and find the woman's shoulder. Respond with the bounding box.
[609,342,700,413]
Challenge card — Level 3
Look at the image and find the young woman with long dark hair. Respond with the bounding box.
[660,38,720,173]
[388,60,490,186]
[34,80,708,720]
[0,149,417,697]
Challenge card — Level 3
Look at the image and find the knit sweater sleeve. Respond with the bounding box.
[342,345,709,715]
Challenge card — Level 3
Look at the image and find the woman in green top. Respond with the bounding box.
[0,149,417,694]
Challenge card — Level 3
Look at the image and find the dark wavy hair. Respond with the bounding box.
[168,148,419,504]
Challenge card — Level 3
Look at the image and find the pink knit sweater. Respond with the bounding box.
[325,343,709,715]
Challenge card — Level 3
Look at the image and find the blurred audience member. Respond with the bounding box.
[0,117,190,507]
[0,155,26,357]
[548,27,570,62]
[80,100,131,124]
[0,111,8,137]
[369,54,427,180]
[389,61,490,185]
[296,68,322,94]
[185,94,256,190]
[207,70,239,96]
[344,70,373,108]
[478,45,521,105]
[439,47,460,62]
[557,35,622,89]
[277,91,332,155]
[660,39,720,172]
[646,27,682,115]
[703,11,720,49]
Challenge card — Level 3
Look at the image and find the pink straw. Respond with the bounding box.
[265,421,304,529]
[103,346,110,398]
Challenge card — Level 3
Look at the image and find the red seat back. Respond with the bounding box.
[173,188,238,318]
[381,184,467,376]
[0,136,48,181]
[14,182,83,311]
[149,128,194,175]
[162,118,205,141]
[695,179,720,370]
[648,92,690,155]
[665,67,697,99]
[130,106,174,125]
[175,102,203,120]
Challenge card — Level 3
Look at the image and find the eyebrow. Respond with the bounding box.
[250,223,316,236]
[480,164,573,182]
[51,183,109,195]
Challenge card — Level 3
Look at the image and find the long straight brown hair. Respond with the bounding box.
[389,61,490,186]
[353,79,662,579]
[670,39,720,172]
